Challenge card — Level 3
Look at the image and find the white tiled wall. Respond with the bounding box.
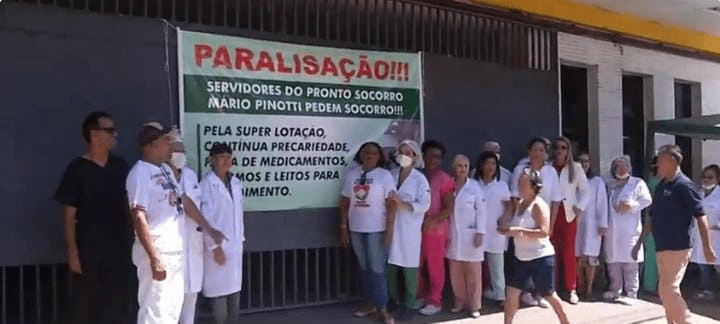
[558,32,720,177]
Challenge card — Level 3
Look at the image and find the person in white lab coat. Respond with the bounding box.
[575,153,608,300]
[690,165,720,300]
[167,132,204,324]
[603,156,652,301]
[550,136,590,304]
[474,151,511,306]
[200,143,245,324]
[385,140,431,321]
[446,155,487,318]
[127,122,225,324]
[468,142,512,186]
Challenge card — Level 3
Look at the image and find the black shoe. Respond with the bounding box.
[387,300,400,313]
[395,306,414,321]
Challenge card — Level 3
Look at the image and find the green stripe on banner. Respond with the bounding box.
[183,74,421,120]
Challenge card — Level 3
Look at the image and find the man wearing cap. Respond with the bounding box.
[127,122,225,324]
[55,111,134,324]
[642,144,716,323]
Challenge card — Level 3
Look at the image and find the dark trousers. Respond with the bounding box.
[64,253,136,324]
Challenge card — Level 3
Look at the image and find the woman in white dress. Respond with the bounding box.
[446,155,487,318]
[385,140,431,320]
[200,143,245,324]
[474,151,511,306]
[603,156,652,301]
[690,164,720,300]
[575,153,608,300]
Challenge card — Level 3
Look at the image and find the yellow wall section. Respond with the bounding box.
[471,0,720,56]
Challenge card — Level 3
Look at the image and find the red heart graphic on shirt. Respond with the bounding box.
[354,184,370,201]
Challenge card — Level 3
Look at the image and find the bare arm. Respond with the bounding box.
[181,195,226,244]
[510,204,550,239]
[339,196,350,247]
[62,206,81,274]
[697,215,718,263]
[132,208,160,264]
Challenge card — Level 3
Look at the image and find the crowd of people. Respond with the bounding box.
[55,111,719,324]
[340,137,719,324]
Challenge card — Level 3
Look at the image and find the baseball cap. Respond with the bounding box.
[138,121,170,148]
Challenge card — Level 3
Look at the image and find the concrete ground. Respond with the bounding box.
[207,290,720,324]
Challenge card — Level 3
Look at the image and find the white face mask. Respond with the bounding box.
[396,154,413,168]
[703,184,716,191]
[170,152,186,169]
[616,173,630,180]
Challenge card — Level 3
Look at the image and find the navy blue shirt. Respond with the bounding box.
[651,173,705,251]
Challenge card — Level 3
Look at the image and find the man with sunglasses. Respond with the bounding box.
[55,111,135,324]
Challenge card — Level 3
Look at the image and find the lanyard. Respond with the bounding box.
[160,165,184,216]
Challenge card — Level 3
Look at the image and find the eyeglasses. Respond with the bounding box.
[94,127,117,134]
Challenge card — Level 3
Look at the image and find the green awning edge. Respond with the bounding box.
[648,114,720,140]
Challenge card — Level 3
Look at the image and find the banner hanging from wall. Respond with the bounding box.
[179,30,423,212]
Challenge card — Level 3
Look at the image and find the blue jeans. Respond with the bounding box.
[350,232,389,310]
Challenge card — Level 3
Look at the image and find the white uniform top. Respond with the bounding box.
[478,179,511,254]
[388,168,431,268]
[469,166,511,186]
[691,186,720,265]
[557,162,591,223]
[341,167,396,233]
[447,179,488,262]
[513,197,555,261]
[604,177,652,263]
[511,163,562,205]
[178,167,203,294]
[575,176,608,257]
[127,160,184,253]
[200,171,245,298]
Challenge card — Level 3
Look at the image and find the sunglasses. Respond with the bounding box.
[554,144,569,150]
[94,127,117,134]
[359,171,367,185]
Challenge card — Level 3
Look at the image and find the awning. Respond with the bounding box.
[648,114,720,140]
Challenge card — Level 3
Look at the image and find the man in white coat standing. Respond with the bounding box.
[167,131,204,324]
[200,143,246,324]
[127,122,225,324]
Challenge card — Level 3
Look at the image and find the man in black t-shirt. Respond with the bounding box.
[55,112,135,324]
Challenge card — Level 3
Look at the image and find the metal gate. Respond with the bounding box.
[1,0,557,321]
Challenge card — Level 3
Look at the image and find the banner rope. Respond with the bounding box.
[161,19,179,127]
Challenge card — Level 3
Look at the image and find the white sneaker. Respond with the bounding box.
[603,291,619,300]
[569,291,579,305]
[537,297,550,309]
[521,293,539,306]
[418,304,442,316]
[470,311,481,318]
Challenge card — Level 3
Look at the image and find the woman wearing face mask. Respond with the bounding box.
[446,155,487,318]
[603,156,652,301]
[474,151,511,307]
[339,142,396,324]
[574,153,608,300]
[167,132,204,324]
[385,140,431,320]
[200,143,245,324]
[690,164,720,300]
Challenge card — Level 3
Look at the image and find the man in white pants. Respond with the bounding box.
[127,122,225,324]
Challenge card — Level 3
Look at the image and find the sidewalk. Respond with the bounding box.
[224,298,719,324]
